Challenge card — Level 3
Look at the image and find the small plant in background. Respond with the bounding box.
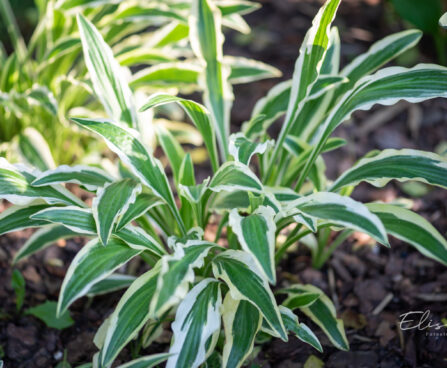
[2,0,447,367]
[0,0,272,166]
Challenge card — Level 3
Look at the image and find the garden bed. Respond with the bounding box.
[1,0,447,367]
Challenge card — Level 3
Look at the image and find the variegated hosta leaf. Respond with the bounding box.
[340,30,422,93]
[130,62,201,90]
[31,206,96,235]
[228,133,273,165]
[93,179,141,246]
[280,288,321,309]
[320,27,341,75]
[280,0,341,150]
[32,206,165,256]
[18,127,56,172]
[285,192,389,246]
[140,93,219,172]
[150,241,219,317]
[116,353,171,368]
[222,293,261,368]
[441,12,447,28]
[190,0,233,159]
[0,204,52,235]
[116,193,163,231]
[72,118,185,234]
[13,225,76,264]
[112,225,166,256]
[225,56,281,84]
[156,124,186,185]
[0,158,84,207]
[367,203,447,266]
[247,75,345,139]
[26,86,58,116]
[77,14,138,128]
[86,274,136,297]
[248,80,291,138]
[167,278,222,368]
[229,206,276,283]
[58,238,141,315]
[300,65,447,187]
[330,149,447,192]
[179,179,210,205]
[279,306,322,352]
[209,162,263,194]
[100,265,160,367]
[284,284,349,351]
[212,250,287,340]
[32,165,113,190]
[217,1,260,17]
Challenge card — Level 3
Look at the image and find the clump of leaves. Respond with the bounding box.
[2,0,447,367]
[0,0,268,166]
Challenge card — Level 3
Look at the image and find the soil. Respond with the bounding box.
[2,0,447,367]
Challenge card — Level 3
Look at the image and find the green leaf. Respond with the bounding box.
[151,241,218,317]
[86,274,136,297]
[31,206,97,234]
[0,203,52,235]
[209,162,263,194]
[340,30,422,92]
[226,56,281,84]
[26,301,74,330]
[284,284,348,351]
[58,238,141,315]
[26,86,58,116]
[0,158,85,207]
[116,193,163,231]
[156,124,186,185]
[229,206,276,283]
[18,127,56,172]
[116,353,171,368]
[100,265,160,367]
[140,93,219,172]
[130,62,201,90]
[77,14,138,127]
[217,1,260,17]
[13,225,77,264]
[190,0,233,159]
[93,179,141,246]
[280,0,341,147]
[330,149,447,192]
[299,65,447,188]
[31,206,165,256]
[248,80,291,137]
[32,165,113,190]
[279,306,322,352]
[72,118,185,234]
[280,289,321,309]
[284,192,389,246]
[12,269,25,311]
[221,294,261,368]
[212,250,287,340]
[167,279,222,368]
[367,203,447,266]
[228,133,273,165]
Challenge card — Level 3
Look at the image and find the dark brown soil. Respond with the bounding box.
[2,0,447,367]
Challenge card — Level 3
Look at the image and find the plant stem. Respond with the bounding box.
[313,229,353,269]
[275,227,310,263]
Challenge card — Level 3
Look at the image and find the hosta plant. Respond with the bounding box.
[2,0,447,367]
[0,0,272,166]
